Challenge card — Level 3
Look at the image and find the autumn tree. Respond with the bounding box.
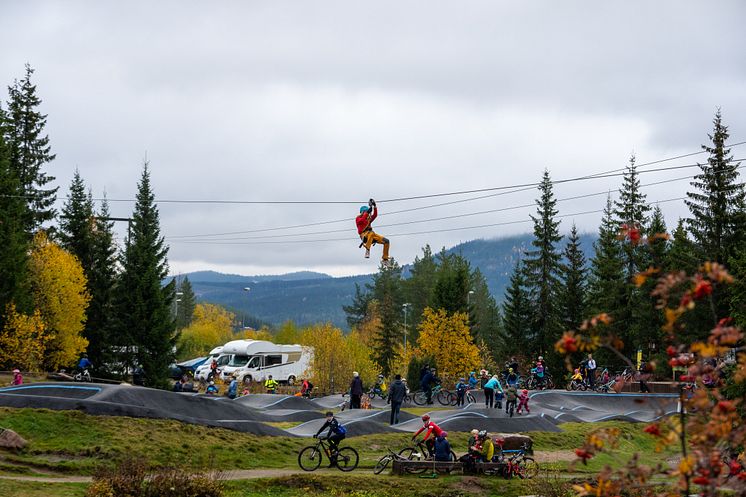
[113,164,175,387]
[274,320,301,344]
[0,304,48,371]
[28,232,90,370]
[177,303,234,360]
[416,307,480,381]
[5,64,57,232]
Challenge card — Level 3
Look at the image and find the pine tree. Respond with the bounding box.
[647,206,668,270]
[587,195,626,338]
[559,224,587,332]
[502,260,532,356]
[0,120,32,323]
[370,262,403,376]
[430,252,471,314]
[85,196,118,372]
[59,170,95,272]
[667,219,698,275]
[469,268,504,360]
[401,245,438,338]
[639,206,668,354]
[343,282,372,329]
[685,109,745,265]
[113,164,175,387]
[175,276,196,330]
[5,65,57,232]
[523,170,563,358]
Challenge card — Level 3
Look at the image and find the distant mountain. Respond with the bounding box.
[181,233,596,330]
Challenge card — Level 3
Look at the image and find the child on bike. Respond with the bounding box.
[505,367,518,388]
[314,411,346,466]
[434,431,452,462]
[412,414,444,456]
[505,385,518,415]
[11,369,22,386]
[455,377,467,407]
[571,368,583,383]
[516,389,530,414]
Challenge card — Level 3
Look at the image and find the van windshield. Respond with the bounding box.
[245,356,261,369]
[228,355,250,367]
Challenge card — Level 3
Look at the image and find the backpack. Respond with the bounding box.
[334,423,347,435]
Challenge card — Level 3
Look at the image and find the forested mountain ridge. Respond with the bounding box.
[182,233,596,329]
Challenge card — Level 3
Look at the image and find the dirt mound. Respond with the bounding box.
[0,428,27,449]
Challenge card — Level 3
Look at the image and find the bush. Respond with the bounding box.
[86,458,224,497]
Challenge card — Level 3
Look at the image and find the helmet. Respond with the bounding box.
[469,371,475,376]
[522,389,528,394]
[209,381,215,385]
[378,374,384,378]
[459,378,465,381]
[353,371,359,377]
[478,430,487,439]
[12,369,20,373]
[360,206,368,213]
[421,414,430,422]
[538,356,544,361]
[508,368,514,373]
[440,431,448,438]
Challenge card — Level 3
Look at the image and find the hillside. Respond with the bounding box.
[183,233,596,329]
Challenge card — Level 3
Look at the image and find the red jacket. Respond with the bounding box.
[413,421,444,441]
[355,207,377,235]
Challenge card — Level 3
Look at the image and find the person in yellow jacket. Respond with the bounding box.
[478,430,494,462]
[264,375,279,393]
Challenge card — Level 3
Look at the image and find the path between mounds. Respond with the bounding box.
[0,451,577,483]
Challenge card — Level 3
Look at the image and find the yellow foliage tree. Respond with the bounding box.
[238,325,274,342]
[29,232,90,370]
[177,303,235,360]
[299,323,379,393]
[416,307,481,381]
[354,300,381,348]
[274,320,301,344]
[0,304,49,371]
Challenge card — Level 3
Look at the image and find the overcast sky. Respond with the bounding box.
[2,1,745,277]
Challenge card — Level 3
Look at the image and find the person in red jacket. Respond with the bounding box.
[356,198,391,265]
[412,414,443,456]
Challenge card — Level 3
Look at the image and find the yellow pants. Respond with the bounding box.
[361,231,390,260]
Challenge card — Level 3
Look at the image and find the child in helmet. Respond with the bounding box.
[455,377,467,407]
[516,389,530,414]
[434,431,452,462]
[478,430,494,462]
[205,381,219,395]
[505,385,518,415]
[11,369,22,386]
[356,198,391,265]
[468,371,478,390]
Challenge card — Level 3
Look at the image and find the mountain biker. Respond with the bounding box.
[478,430,494,463]
[421,368,438,405]
[434,431,452,462]
[301,378,314,398]
[412,414,444,456]
[78,354,92,371]
[264,375,279,393]
[516,389,530,414]
[314,411,346,466]
[505,385,518,415]
[355,198,391,265]
[11,369,22,386]
[455,377,467,406]
[374,374,387,395]
[534,358,546,389]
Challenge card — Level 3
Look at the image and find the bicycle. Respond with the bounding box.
[452,388,477,406]
[506,399,516,418]
[374,448,408,475]
[413,384,454,406]
[526,371,554,390]
[566,377,588,391]
[74,369,91,383]
[492,442,538,479]
[297,437,359,472]
[367,385,388,400]
[398,438,457,474]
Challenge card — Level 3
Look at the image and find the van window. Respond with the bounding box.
[246,356,261,369]
[265,355,283,366]
[216,355,231,366]
[228,355,250,367]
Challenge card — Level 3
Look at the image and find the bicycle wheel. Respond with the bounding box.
[336,447,359,472]
[436,389,452,406]
[398,447,427,474]
[413,391,427,406]
[466,392,476,404]
[546,377,554,389]
[374,454,392,474]
[298,445,322,471]
[516,456,538,479]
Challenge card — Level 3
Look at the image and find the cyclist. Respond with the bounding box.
[314,411,346,466]
[516,389,530,414]
[78,354,93,372]
[421,368,438,405]
[205,381,219,395]
[11,369,22,385]
[264,375,279,393]
[505,367,519,388]
[372,374,387,396]
[412,414,444,456]
[505,385,518,415]
[301,378,314,398]
[477,430,494,463]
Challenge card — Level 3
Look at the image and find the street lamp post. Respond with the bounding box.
[402,303,412,356]
[242,287,251,329]
[467,290,475,306]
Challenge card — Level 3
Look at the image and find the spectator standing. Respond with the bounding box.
[264,375,279,393]
[586,354,597,389]
[227,375,238,399]
[11,369,22,385]
[387,374,407,425]
[349,371,364,409]
[483,374,498,408]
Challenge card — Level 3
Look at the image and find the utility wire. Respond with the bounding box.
[169,174,694,242]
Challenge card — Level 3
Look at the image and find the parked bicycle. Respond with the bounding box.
[297,437,359,472]
[566,377,588,391]
[525,370,554,390]
[490,442,538,479]
[398,438,457,474]
[374,448,409,474]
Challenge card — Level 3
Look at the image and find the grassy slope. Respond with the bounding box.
[0,407,675,496]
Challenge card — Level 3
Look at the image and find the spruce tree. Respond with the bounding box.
[175,276,196,330]
[559,224,587,332]
[469,268,504,360]
[59,170,95,271]
[113,164,175,387]
[587,195,626,339]
[343,283,372,329]
[667,219,698,275]
[639,206,668,354]
[502,260,532,356]
[0,122,32,323]
[685,109,745,265]
[86,196,118,372]
[523,170,563,358]
[5,65,57,232]
[371,262,403,376]
[401,245,438,338]
[431,252,471,314]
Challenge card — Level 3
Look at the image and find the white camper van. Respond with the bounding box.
[221,340,312,385]
[194,346,225,381]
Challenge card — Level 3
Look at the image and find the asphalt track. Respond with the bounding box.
[0,383,678,436]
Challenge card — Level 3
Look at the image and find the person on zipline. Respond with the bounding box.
[356,198,391,265]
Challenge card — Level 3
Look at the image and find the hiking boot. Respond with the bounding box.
[364,249,370,259]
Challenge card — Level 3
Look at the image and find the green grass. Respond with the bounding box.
[0,480,87,497]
